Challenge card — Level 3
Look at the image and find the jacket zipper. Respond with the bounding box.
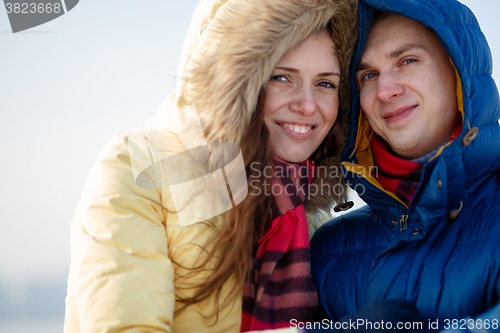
[400,214,408,233]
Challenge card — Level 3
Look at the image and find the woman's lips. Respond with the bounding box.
[277,122,315,139]
[384,105,417,124]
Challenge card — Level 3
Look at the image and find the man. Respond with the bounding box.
[311,0,500,331]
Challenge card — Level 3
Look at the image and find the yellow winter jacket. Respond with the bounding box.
[64,0,357,332]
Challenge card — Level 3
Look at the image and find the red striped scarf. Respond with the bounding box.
[372,126,461,206]
[241,157,318,331]
[372,135,423,207]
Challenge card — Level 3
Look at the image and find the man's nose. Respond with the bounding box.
[376,72,404,102]
[289,87,316,116]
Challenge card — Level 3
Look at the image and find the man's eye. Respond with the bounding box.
[362,73,377,81]
[317,81,337,89]
[271,75,288,82]
[401,59,416,65]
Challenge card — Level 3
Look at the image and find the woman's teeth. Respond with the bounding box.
[282,123,313,134]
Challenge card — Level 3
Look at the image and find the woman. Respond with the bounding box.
[64,0,357,332]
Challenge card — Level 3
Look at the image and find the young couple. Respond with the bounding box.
[64,0,500,332]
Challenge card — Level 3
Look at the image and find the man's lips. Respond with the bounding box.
[384,105,417,124]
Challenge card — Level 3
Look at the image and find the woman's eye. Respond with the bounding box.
[317,81,337,89]
[271,75,288,82]
[401,59,416,65]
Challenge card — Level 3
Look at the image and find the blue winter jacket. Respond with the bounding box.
[311,0,500,331]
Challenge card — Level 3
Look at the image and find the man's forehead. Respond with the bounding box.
[357,14,444,70]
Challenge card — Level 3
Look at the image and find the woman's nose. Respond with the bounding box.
[289,87,317,116]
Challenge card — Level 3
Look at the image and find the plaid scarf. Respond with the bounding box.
[372,126,461,206]
[241,157,318,331]
[372,135,424,207]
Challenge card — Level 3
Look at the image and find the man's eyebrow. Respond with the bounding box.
[356,43,429,73]
[356,63,370,72]
[389,43,428,59]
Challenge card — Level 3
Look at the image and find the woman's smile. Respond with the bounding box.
[278,122,315,138]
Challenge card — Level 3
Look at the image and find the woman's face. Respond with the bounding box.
[263,30,340,163]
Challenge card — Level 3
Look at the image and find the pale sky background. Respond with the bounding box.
[0,0,499,303]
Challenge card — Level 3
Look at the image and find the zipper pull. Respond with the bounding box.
[400,214,408,233]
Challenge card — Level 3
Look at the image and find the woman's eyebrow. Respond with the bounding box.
[275,67,339,77]
[276,66,299,73]
[318,72,340,77]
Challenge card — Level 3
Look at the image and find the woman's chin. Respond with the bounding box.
[273,150,311,163]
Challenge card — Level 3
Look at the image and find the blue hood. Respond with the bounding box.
[341,0,500,214]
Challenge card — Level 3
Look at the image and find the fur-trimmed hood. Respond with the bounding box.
[157,0,358,213]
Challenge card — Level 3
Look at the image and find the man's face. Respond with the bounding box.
[356,14,461,160]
